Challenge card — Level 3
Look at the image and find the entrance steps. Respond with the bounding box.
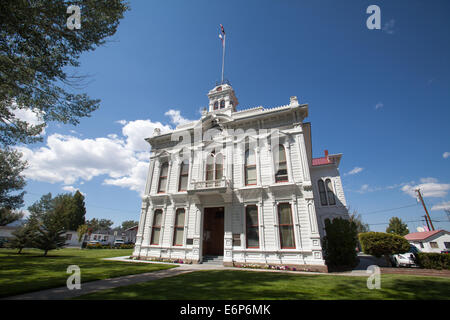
[202,255,224,265]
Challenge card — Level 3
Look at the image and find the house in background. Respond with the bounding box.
[405,230,450,253]
[64,231,83,248]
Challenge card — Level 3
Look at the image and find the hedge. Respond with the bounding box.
[322,218,358,270]
[415,252,450,270]
[358,232,410,258]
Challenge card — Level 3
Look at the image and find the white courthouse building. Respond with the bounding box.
[132,83,349,272]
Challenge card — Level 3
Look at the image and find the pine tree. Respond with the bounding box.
[72,191,86,229]
[8,223,37,254]
[34,207,67,256]
[386,217,409,236]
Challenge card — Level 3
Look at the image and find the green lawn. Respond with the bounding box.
[76,270,450,300]
[0,248,176,298]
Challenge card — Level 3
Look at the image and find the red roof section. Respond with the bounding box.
[404,229,446,241]
[312,156,333,166]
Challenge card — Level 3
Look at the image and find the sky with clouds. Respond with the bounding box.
[14,0,450,231]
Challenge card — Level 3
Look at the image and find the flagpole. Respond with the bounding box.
[221,34,226,84]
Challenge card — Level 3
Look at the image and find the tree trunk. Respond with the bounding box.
[44,250,48,257]
[384,254,392,267]
[18,247,22,254]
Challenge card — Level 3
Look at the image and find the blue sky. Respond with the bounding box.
[17,0,450,232]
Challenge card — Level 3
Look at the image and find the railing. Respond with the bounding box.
[190,178,230,190]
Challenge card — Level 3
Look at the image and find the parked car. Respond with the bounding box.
[113,239,125,246]
[88,240,100,245]
[391,245,419,267]
[441,250,450,254]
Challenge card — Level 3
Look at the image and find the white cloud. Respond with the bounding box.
[345,167,364,176]
[431,201,450,211]
[375,102,384,110]
[116,120,127,125]
[382,19,395,35]
[15,110,189,196]
[443,152,450,159]
[165,109,194,126]
[401,178,450,198]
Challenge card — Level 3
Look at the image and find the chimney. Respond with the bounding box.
[324,149,329,159]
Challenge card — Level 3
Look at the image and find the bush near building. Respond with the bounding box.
[358,232,410,265]
[322,218,358,271]
[86,243,134,249]
[415,252,450,270]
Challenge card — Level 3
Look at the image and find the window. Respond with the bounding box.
[173,208,185,246]
[325,179,336,205]
[178,160,189,191]
[278,203,295,249]
[318,180,328,206]
[158,162,169,193]
[215,153,223,180]
[445,242,450,249]
[213,101,219,110]
[275,145,288,182]
[246,205,259,248]
[66,233,72,240]
[245,148,257,185]
[206,152,223,185]
[220,100,225,108]
[419,242,424,248]
[430,242,439,249]
[150,209,163,245]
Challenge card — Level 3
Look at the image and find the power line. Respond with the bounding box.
[360,203,418,216]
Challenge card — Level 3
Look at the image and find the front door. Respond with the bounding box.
[202,207,224,256]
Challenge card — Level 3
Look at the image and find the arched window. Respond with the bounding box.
[246,205,259,248]
[157,162,169,193]
[205,152,223,187]
[325,179,336,205]
[178,160,189,191]
[213,101,219,110]
[150,209,163,245]
[220,100,225,108]
[173,208,185,246]
[278,203,295,249]
[245,148,257,185]
[275,145,288,182]
[318,180,328,206]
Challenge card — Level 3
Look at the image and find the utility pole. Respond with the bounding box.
[416,189,435,231]
[423,215,431,231]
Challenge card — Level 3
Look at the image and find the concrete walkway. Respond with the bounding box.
[4,255,368,300]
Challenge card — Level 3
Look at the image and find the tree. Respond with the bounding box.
[0,148,27,211]
[8,223,37,254]
[0,1,128,220]
[72,191,86,229]
[77,224,88,243]
[121,220,138,230]
[386,217,409,236]
[349,210,370,234]
[87,218,114,232]
[0,0,129,146]
[322,218,358,270]
[34,205,67,256]
[358,232,411,266]
[0,208,23,226]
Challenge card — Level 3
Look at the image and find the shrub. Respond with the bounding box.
[322,218,358,270]
[415,253,450,270]
[358,232,410,265]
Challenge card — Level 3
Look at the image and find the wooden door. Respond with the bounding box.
[203,207,224,256]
